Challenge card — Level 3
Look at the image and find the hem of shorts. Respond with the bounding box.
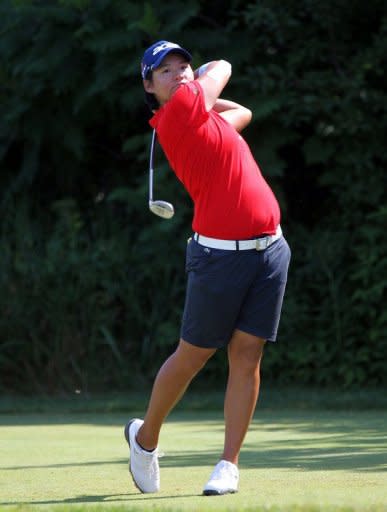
[181,330,277,348]
[236,325,277,343]
[180,335,228,349]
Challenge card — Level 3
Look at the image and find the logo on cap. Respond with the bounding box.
[152,42,181,56]
[141,40,192,79]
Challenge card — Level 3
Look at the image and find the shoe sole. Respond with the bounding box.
[203,489,237,496]
[124,419,144,494]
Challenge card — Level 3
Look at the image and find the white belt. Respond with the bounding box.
[193,225,282,251]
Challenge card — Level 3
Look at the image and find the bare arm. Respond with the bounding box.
[213,99,252,133]
[195,62,251,131]
[195,60,232,112]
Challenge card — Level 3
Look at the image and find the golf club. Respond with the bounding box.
[149,129,175,219]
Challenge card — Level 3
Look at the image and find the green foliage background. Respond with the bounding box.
[1,0,386,392]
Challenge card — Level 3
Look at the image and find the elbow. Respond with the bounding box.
[245,107,252,123]
[236,107,252,132]
[208,60,232,81]
[242,107,253,127]
[220,60,232,79]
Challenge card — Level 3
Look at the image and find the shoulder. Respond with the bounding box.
[161,81,207,127]
[172,80,203,103]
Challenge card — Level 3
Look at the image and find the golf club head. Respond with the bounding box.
[149,200,175,219]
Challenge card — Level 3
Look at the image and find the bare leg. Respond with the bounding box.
[222,329,265,465]
[137,338,216,450]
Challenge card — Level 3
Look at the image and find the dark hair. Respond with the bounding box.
[143,70,160,111]
[144,92,160,111]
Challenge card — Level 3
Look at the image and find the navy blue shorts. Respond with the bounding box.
[180,235,291,348]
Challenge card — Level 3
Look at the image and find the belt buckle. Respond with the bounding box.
[256,236,269,251]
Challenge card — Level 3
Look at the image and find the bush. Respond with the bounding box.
[1,0,386,391]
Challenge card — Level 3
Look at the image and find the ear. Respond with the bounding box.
[143,79,154,94]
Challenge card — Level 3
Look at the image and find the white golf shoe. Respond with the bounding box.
[124,418,160,493]
[203,459,239,495]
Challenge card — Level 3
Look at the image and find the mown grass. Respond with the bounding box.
[0,389,386,512]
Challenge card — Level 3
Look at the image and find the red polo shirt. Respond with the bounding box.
[149,80,280,239]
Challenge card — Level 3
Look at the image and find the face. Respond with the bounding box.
[143,53,194,107]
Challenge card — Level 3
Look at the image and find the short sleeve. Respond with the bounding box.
[162,80,209,129]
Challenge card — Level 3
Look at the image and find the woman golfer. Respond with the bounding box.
[125,40,291,496]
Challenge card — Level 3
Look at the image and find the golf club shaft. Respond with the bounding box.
[148,128,156,203]
[148,129,175,219]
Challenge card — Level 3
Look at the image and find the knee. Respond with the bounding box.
[230,349,263,374]
[228,337,265,374]
[174,340,216,376]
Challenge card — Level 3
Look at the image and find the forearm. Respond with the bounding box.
[194,61,252,130]
[195,60,232,112]
[213,99,252,132]
[212,99,247,113]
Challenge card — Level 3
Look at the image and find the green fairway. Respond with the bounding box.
[0,396,386,512]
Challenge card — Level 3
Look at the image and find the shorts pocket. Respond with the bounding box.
[185,240,213,273]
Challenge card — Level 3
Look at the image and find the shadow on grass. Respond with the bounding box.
[2,423,386,473]
[241,442,387,472]
[0,492,201,507]
[1,408,386,507]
